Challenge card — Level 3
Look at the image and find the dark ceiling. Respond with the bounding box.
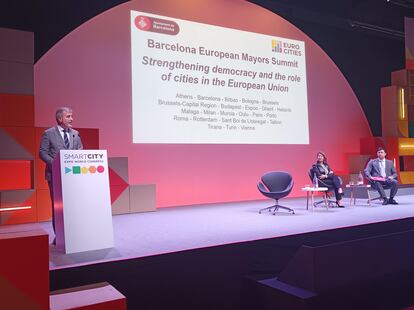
[1,0,413,61]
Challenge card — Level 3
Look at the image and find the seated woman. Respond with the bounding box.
[311,151,344,207]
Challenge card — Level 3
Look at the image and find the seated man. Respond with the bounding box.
[364,147,398,205]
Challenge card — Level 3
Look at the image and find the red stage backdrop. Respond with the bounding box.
[34,0,371,208]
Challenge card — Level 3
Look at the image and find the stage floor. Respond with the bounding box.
[2,189,414,270]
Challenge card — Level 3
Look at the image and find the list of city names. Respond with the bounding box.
[158,93,292,131]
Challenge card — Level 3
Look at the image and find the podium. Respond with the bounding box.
[52,150,114,254]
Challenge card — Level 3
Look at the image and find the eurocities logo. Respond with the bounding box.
[271,39,303,56]
[271,39,282,53]
[65,165,105,175]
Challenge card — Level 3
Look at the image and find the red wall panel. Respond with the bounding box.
[77,128,100,149]
[35,127,48,190]
[0,93,34,127]
[36,189,52,222]
[0,229,49,309]
[0,191,37,224]
[360,137,385,156]
[0,160,33,190]
[1,126,36,157]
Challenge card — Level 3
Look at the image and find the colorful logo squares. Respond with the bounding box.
[64,165,105,175]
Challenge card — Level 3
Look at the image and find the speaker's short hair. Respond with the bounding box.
[55,107,72,123]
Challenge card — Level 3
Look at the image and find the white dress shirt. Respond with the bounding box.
[57,125,69,143]
[379,159,386,178]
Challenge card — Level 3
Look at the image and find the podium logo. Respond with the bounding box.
[65,165,105,175]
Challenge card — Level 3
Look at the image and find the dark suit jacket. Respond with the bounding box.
[39,126,83,181]
[364,158,397,180]
[312,163,333,177]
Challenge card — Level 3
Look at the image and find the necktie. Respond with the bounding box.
[63,129,70,149]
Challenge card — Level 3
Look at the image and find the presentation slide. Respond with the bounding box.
[131,10,309,144]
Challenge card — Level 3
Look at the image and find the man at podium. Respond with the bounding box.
[39,107,83,244]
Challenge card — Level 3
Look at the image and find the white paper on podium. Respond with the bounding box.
[56,149,114,254]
